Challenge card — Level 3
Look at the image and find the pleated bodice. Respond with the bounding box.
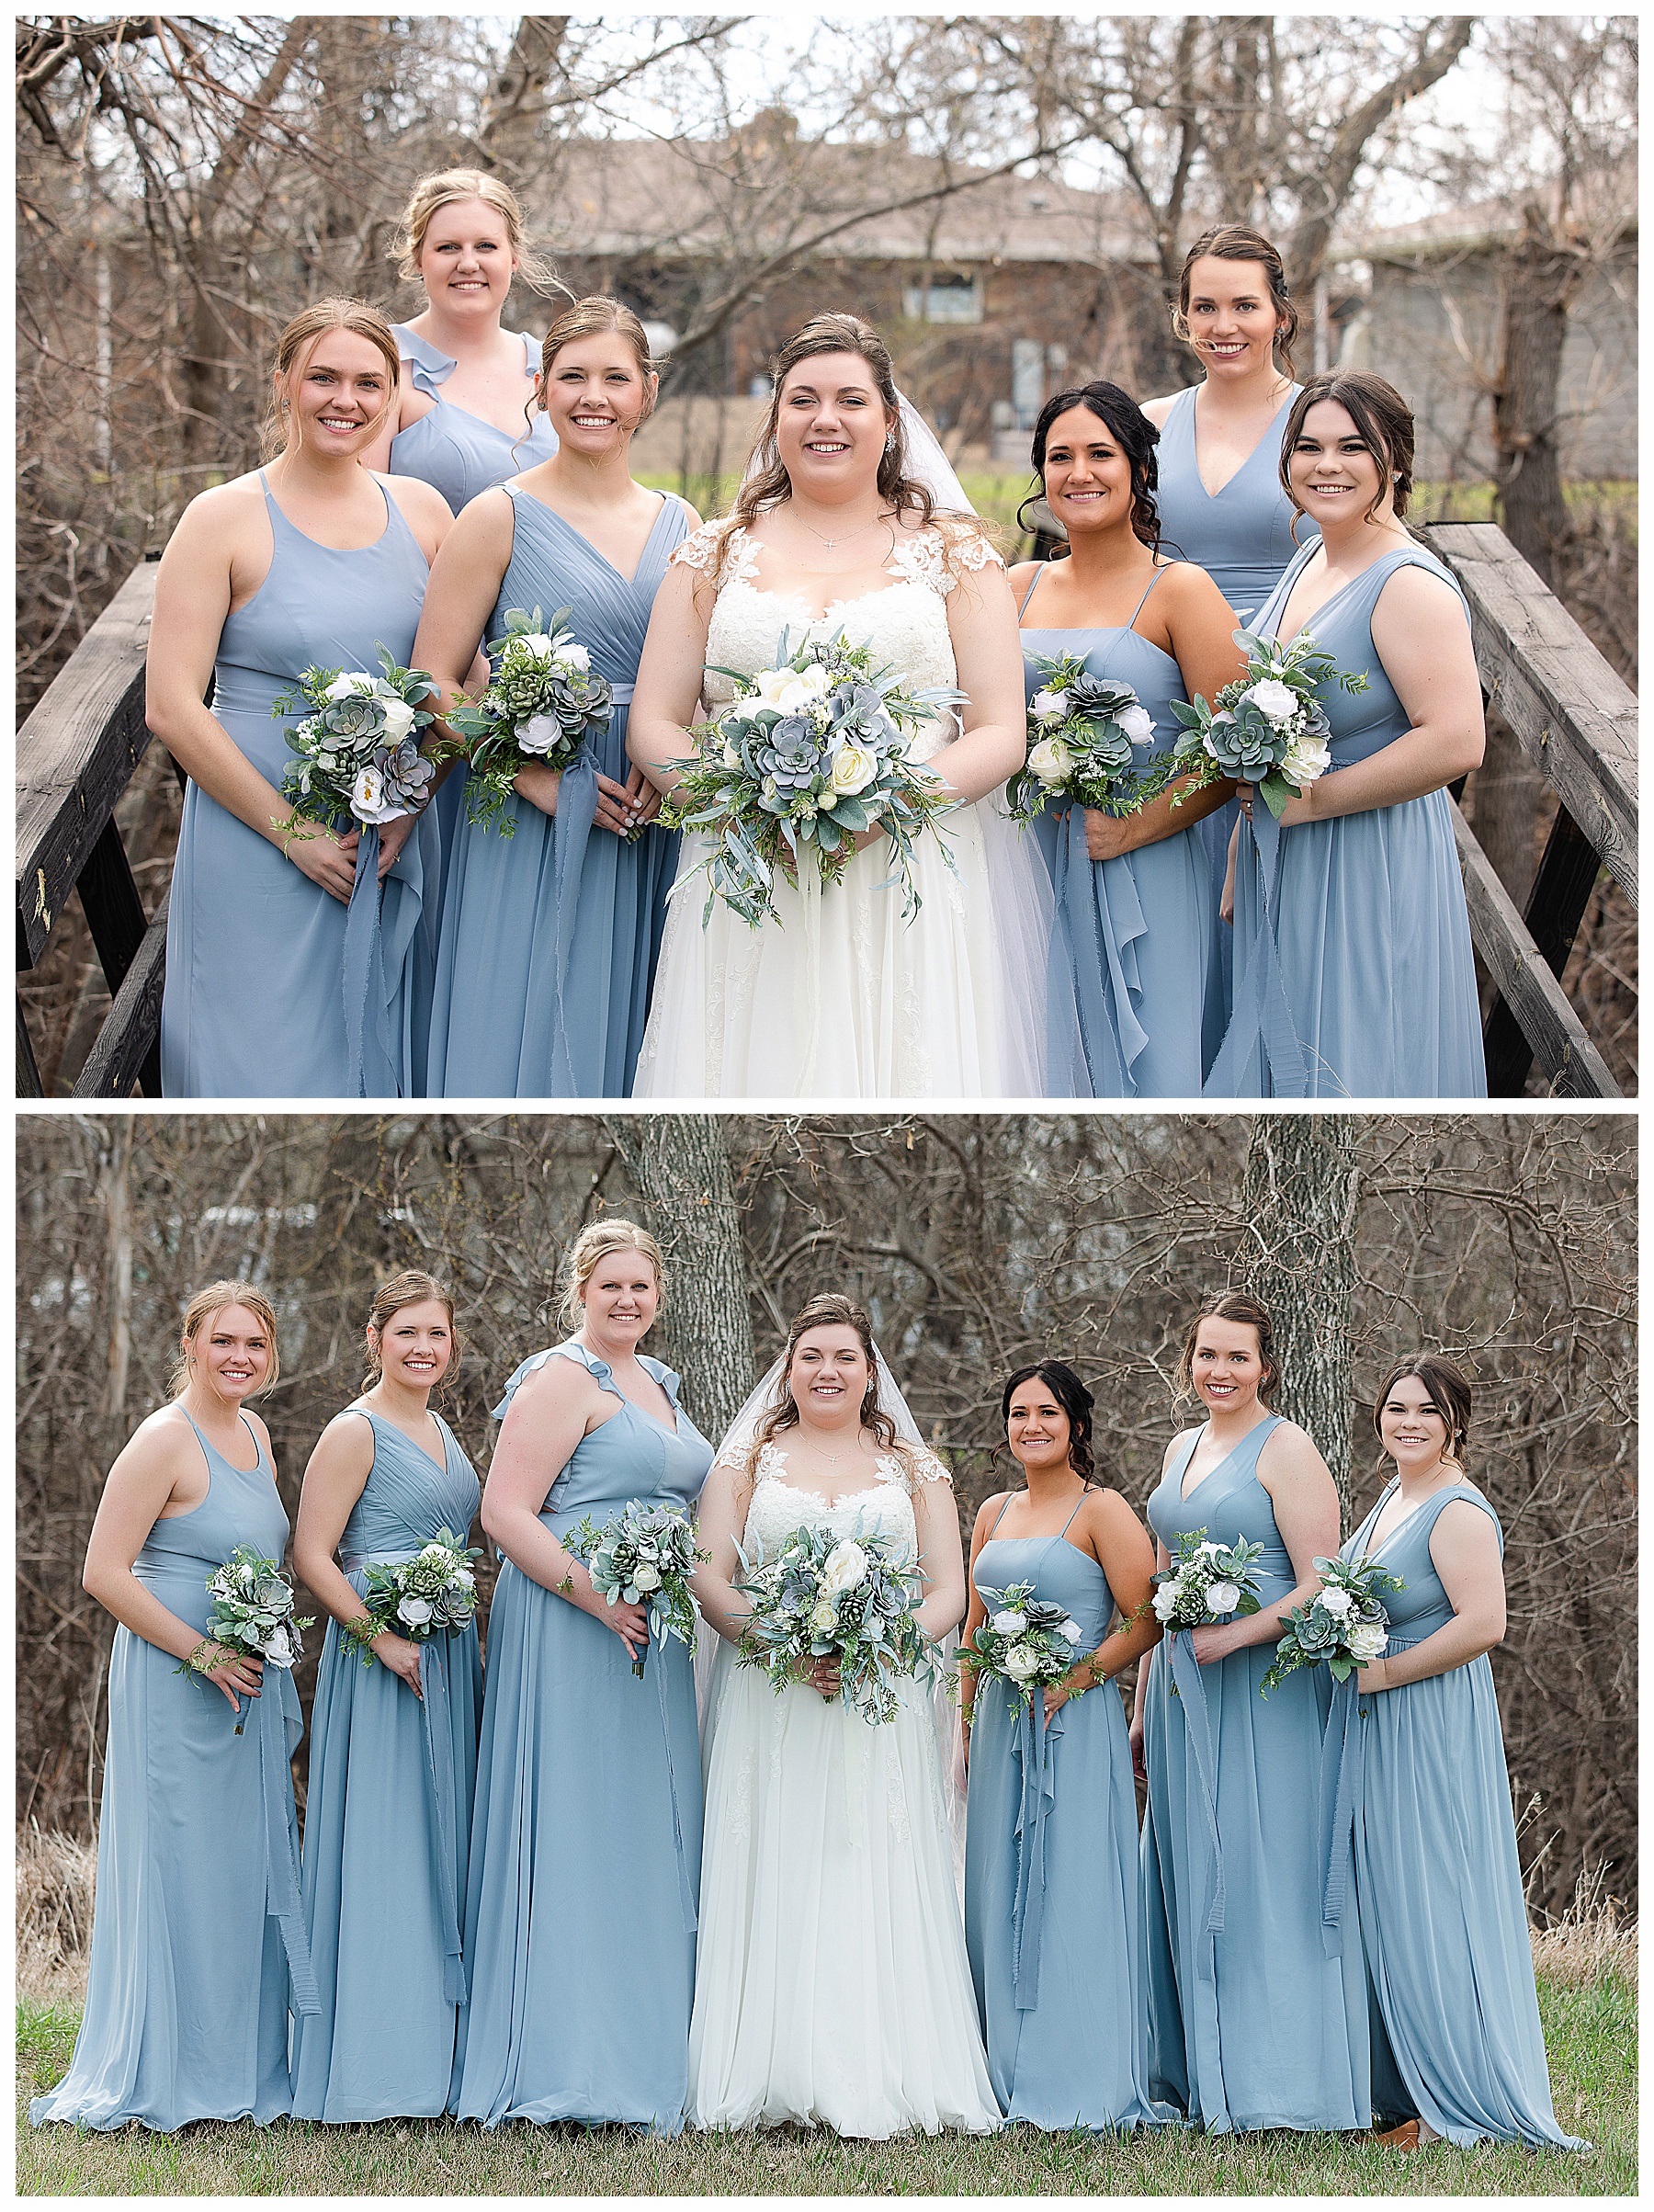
[389,326,557,511]
[1146,1415,1294,1594]
[338,1410,481,1566]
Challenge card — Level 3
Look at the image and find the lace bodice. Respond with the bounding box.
[737,1439,950,1560]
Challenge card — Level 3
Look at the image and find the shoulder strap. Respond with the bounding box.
[1168,1425,1204,1491]
[988,1492,1016,1537]
[1017,564,1048,618]
[1422,1481,1503,1554]
[1127,561,1170,631]
[1056,1491,1088,1540]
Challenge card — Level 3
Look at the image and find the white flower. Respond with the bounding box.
[515,710,563,758]
[1318,1584,1354,1619]
[550,637,591,673]
[722,738,742,769]
[397,1594,434,1628]
[1152,1586,1181,1623]
[376,694,416,746]
[1198,1541,1224,1557]
[1116,702,1156,744]
[809,1597,839,1636]
[1280,727,1332,788]
[1003,1642,1043,1682]
[1346,1621,1388,1662]
[829,740,878,797]
[1026,735,1074,788]
[1031,686,1070,724]
[418,1543,449,1563]
[350,764,403,824]
[236,1562,257,1591]
[513,632,557,664]
[1059,1616,1084,1643]
[264,1625,297,1669]
[822,1539,868,1593]
[325,672,377,700]
[991,1610,1026,1639]
[1243,676,1298,724]
[753,663,831,715]
[1206,1580,1241,1616]
[631,1563,662,1593]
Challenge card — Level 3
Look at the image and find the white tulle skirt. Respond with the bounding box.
[688,1642,1000,2138]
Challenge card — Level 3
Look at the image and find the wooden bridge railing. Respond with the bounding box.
[15,522,1638,1098]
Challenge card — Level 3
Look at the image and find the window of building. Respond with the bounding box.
[902,272,983,324]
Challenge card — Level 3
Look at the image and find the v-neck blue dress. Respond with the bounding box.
[1139,1415,1367,2133]
[425,487,688,1096]
[965,1496,1166,2130]
[1325,1481,1583,2150]
[452,1342,713,2129]
[290,1408,483,2122]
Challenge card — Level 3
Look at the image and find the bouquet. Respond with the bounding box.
[184,1547,314,1733]
[963,1580,1089,1719]
[1151,1526,1267,1631]
[1261,1554,1404,1694]
[734,1522,938,1725]
[1007,654,1157,822]
[562,1501,706,1679]
[1143,627,1368,820]
[660,628,963,928]
[272,648,443,844]
[352,1530,481,1661]
[446,606,616,837]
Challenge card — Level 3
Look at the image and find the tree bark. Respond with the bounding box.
[1235,1116,1360,1521]
[1493,209,1582,591]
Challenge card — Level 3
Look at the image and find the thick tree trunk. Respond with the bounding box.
[601,1115,755,1444]
[1493,211,1582,590]
[1235,1116,1360,1522]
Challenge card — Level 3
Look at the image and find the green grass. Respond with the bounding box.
[17,1967,1632,2195]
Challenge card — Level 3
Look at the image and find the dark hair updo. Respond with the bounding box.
[1173,223,1300,378]
[1016,381,1163,553]
[1001,1359,1096,1487]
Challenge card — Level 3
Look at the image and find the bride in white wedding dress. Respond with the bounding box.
[628,312,1059,1100]
[687,1295,1000,2138]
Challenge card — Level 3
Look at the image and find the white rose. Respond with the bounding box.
[237,1562,258,1591]
[376,694,416,746]
[1030,686,1070,724]
[1280,728,1332,788]
[776,665,832,716]
[1003,1643,1042,1682]
[991,1611,1025,1639]
[515,710,563,758]
[264,1625,296,1670]
[809,1597,839,1636]
[822,1540,868,1593]
[829,741,878,798]
[1026,735,1074,788]
[1243,676,1297,724]
[631,1563,662,1593]
[1059,1616,1084,1643]
[1199,1541,1224,1557]
[1206,1580,1240,1616]
[721,738,742,769]
[514,633,558,664]
[1318,1585,1354,1619]
[418,1543,449,1564]
[325,672,376,700]
[397,1594,434,1628]
[350,764,403,824]
[1152,1586,1181,1623]
[550,637,591,673]
[1346,1621,1388,1662]
[1116,702,1156,744]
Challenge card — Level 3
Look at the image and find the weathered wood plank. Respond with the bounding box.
[16,560,159,969]
[71,894,168,1099]
[1427,522,1637,907]
[17,997,45,1098]
[1451,801,1619,1098]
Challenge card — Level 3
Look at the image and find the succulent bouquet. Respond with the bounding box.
[562,1500,706,1678]
[353,1530,481,1659]
[1262,1553,1404,1694]
[1007,654,1157,822]
[183,1547,314,1733]
[1151,1526,1267,1631]
[963,1580,1090,1718]
[272,648,443,844]
[1141,626,1368,819]
[446,606,616,836]
[734,1521,937,1725]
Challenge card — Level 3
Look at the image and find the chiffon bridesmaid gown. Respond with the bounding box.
[451,1342,711,2129]
[160,473,437,1097]
[289,1409,482,2121]
[964,1498,1165,2130]
[425,487,687,1096]
[1322,1481,1583,2150]
[1021,564,1213,1097]
[30,1415,313,2131]
[1139,1414,1367,2134]
[1213,541,1486,1099]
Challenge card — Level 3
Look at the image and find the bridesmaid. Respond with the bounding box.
[151,298,456,1097]
[414,298,696,1096]
[962,1362,1164,2129]
[1212,373,1486,1098]
[1009,384,1242,1096]
[1142,225,1313,1063]
[289,1271,482,2122]
[1133,1291,1368,2134]
[31,1285,312,2131]
[1328,1356,1583,2151]
[452,1221,712,2128]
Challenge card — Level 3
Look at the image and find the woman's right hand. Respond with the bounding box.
[373,1631,425,1699]
[802,1653,842,1700]
[202,1644,264,1714]
[284,822,359,904]
[1129,1713,1147,1783]
[596,1594,651,1662]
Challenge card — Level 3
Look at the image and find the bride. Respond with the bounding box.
[628,312,1059,1100]
[687,1294,1000,2137]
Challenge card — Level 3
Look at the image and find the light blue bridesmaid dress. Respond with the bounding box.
[289,1409,482,2121]
[1153,382,1313,1071]
[425,487,687,1097]
[30,1415,313,2131]
[964,1497,1166,2129]
[1321,1481,1583,2150]
[160,473,437,1098]
[1212,541,1486,1099]
[1021,564,1214,1097]
[1140,1414,1367,2133]
[451,1341,712,2129]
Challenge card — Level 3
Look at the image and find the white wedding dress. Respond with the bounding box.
[633,519,1040,1100]
[688,1446,1001,2137]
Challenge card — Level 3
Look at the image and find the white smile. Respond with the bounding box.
[804,439,849,454]
[1308,482,1355,494]
[1207,341,1247,355]
[318,415,362,432]
[572,414,616,428]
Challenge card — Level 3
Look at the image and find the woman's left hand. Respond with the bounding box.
[594,765,660,838]
[376,812,420,877]
[1189,1618,1247,1665]
[1082,806,1133,864]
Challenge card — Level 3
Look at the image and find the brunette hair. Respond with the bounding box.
[1016,381,1163,551]
[391,167,560,293]
[168,1281,281,1399]
[1176,1290,1281,1410]
[1279,370,1416,526]
[1000,1359,1097,1486]
[538,296,659,423]
[1173,223,1299,378]
[559,1219,666,1331]
[363,1269,461,1396]
[261,297,400,462]
[745,1292,915,1477]
[1371,1353,1472,1469]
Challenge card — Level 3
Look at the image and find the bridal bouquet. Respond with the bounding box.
[963,1580,1089,1718]
[1143,627,1368,819]
[446,605,616,836]
[350,1530,481,1661]
[272,648,443,844]
[661,629,963,928]
[1261,1554,1404,1694]
[1007,655,1156,822]
[734,1523,937,1724]
[182,1548,314,1733]
[1151,1527,1267,1630]
[562,1501,706,1679]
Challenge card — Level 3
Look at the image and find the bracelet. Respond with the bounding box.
[341,1613,387,1664]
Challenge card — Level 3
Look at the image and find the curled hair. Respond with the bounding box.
[744,1292,917,1482]
[1173,223,1299,378]
[391,168,561,295]
[363,1269,461,1397]
[168,1281,281,1400]
[538,296,659,425]
[559,1219,666,1331]
[1016,381,1162,551]
[1279,371,1416,527]
[261,297,400,463]
[1372,1353,1472,1469]
[1176,1290,1281,1410]
[1001,1359,1096,1486]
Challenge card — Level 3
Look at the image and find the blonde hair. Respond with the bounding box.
[538,296,659,423]
[261,297,401,463]
[363,1269,461,1396]
[168,1281,281,1400]
[392,168,560,294]
[560,1219,667,1330]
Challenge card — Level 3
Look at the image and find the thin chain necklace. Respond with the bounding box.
[788,508,887,554]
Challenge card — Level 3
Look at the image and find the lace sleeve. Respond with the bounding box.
[912,1446,954,1485]
[670,516,725,572]
[899,518,1005,596]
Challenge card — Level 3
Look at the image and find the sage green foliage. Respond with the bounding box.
[446,607,615,837]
